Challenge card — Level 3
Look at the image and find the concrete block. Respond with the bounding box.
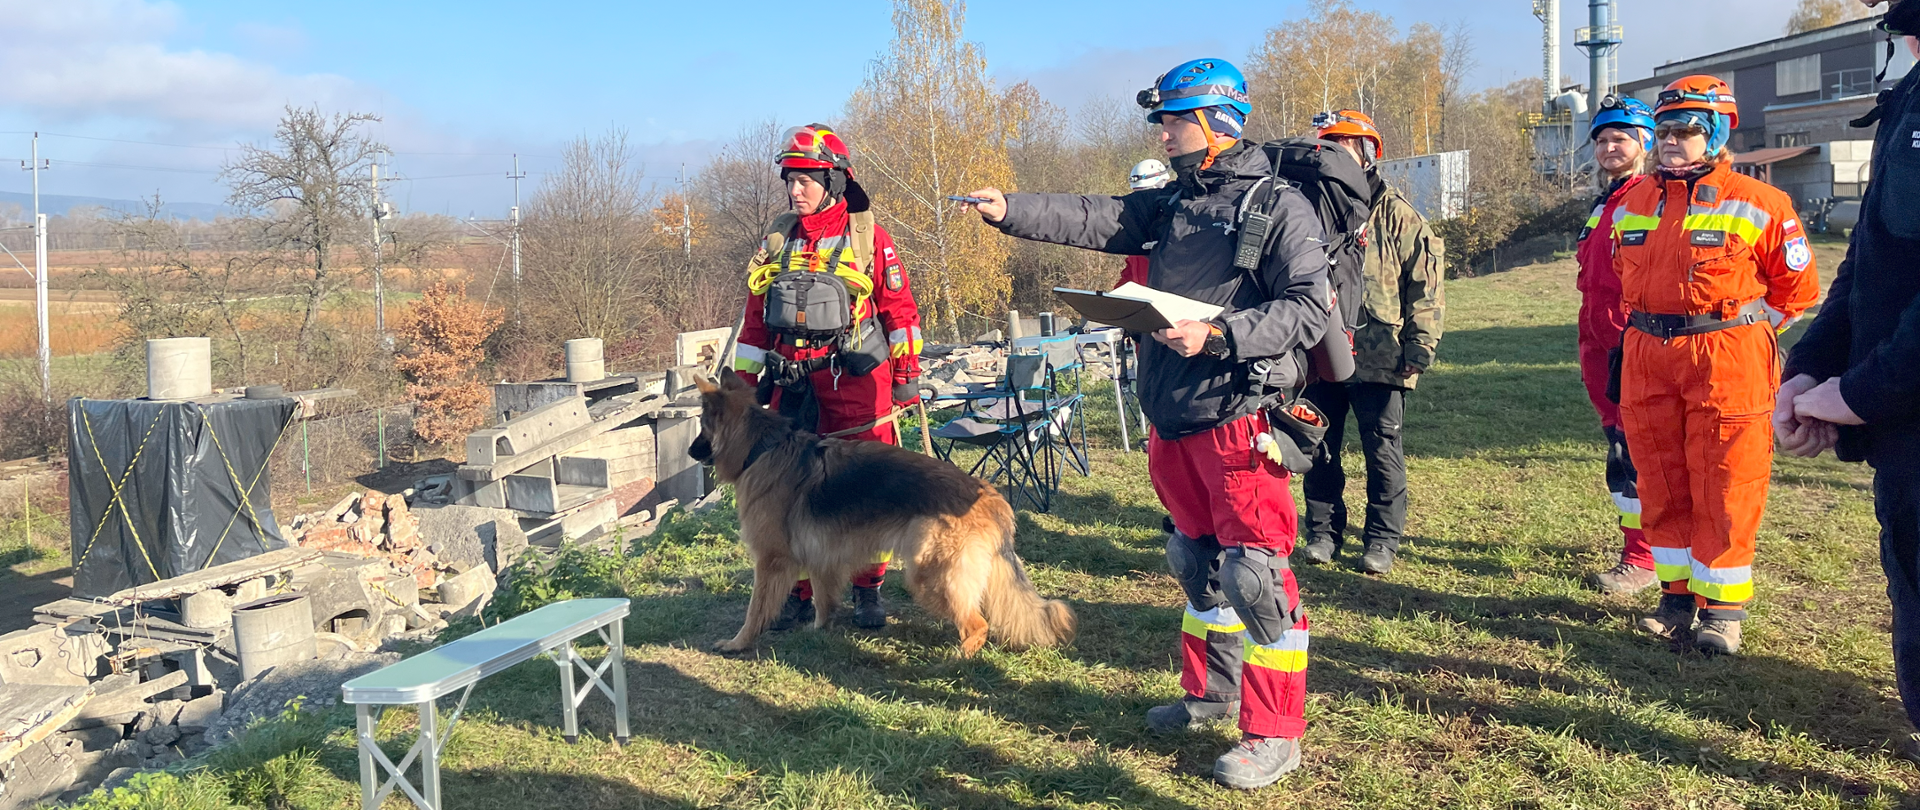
[556,456,610,488]
[178,589,233,629]
[176,694,223,734]
[654,413,706,505]
[414,504,529,574]
[498,396,592,455]
[0,624,95,686]
[435,566,496,612]
[464,427,510,466]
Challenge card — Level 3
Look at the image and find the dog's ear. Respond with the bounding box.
[693,373,720,395]
[721,370,751,392]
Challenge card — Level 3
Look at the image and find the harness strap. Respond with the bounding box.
[1628,300,1768,340]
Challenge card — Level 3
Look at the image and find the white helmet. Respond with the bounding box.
[1128,159,1172,190]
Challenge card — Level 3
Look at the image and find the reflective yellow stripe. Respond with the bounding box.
[1182,605,1245,637]
[1613,214,1662,236]
[1620,511,1642,530]
[1652,547,1692,583]
[1683,213,1765,247]
[734,356,765,374]
[1243,629,1310,673]
[1689,577,1753,603]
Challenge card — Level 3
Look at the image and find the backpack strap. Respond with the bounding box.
[848,210,877,274]
[754,212,801,268]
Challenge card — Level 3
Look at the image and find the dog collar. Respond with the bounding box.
[739,430,787,473]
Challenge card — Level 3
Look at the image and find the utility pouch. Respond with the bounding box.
[838,318,889,377]
[764,271,854,338]
[1264,398,1330,475]
[1606,344,1624,405]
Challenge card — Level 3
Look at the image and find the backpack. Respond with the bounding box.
[1231,137,1373,335]
[749,209,889,376]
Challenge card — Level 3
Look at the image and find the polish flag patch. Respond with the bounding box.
[1783,218,1800,233]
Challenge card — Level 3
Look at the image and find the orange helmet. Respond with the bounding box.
[1314,110,1382,161]
[1654,75,1739,130]
[775,124,854,178]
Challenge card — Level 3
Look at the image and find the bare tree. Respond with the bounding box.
[518,129,667,359]
[221,106,386,353]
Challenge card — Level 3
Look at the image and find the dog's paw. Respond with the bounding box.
[711,639,752,654]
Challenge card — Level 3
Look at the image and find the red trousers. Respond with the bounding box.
[1576,295,1650,569]
[1150,414,1309,739]
[783,358,897,596]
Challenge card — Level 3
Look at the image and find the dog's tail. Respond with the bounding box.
[981,508,1076,649]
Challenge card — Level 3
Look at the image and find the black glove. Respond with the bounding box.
[892,380,919,405]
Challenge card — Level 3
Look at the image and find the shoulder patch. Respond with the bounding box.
[1784,236,1813,272]
[883,246,903,291]
[1783,218,1800,233]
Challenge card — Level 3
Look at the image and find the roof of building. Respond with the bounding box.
[1732,145,1820,166]
[1622,15,1885,89]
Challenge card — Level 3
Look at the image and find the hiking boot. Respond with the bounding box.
[1145,696,1240,733]
[1636,593,1698,640]
[1693,614,1743,655]
[1591,562,1658,594]
[852,585,887,629]
[767,594,815,632]
[1359,543,1395,575]
[1213,736,1302,790]
[1299,538,1337,565]
[1896,732,1920,765]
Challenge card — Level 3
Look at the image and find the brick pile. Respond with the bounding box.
[293,490,440,589]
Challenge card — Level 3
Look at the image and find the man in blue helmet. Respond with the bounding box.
[960,57,1330,790]
[1577,96,1658,594]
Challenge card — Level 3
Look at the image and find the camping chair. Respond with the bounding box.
[1015,334,1090,476]
[928,353,1073,512]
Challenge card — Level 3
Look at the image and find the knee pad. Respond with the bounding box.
[1221,546,1295,645]
[1165,531,1225,611]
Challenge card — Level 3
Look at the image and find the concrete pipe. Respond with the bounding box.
[565,338,605,383]
[147,337,213,400]
[232,594,318,681]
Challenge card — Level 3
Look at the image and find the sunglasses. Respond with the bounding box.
[1653,121,1709,139]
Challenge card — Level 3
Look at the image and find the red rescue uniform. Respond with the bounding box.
[734,201,923,443]
[1576,176,1651,569]
[1611,163,1820,608]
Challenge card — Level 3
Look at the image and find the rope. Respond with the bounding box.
[77,405,168,580]
[822,403,936,458]
[199,406,300,568]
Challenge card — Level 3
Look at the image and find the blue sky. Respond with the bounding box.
[0,0,1813,218]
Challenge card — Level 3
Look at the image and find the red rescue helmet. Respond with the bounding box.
[775,124,854,178]
[1654,75,1739,130]
[1314,110,1382,161]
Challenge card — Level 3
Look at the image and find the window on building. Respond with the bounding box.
[1777,54,1822,96]
[1775,132,1811,147]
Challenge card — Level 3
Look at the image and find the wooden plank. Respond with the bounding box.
[458,395,665,482]
[102,548,322,606]
[0,685,92,765]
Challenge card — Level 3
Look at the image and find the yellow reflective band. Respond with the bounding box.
[1585,214,1602,229]
[1651,547,1692,584]
[733,355,765,374]
[1242,629,1310,673]
[872,550,894,564]
[1620,512,1642,530]
[1683,214,1764,247]
[1613,214,1662,236]
[1689,578,1753,603]
[1182,605,1245,638]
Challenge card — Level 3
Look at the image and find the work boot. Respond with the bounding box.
[1896,732,1920,766]
[851,585,887,629]
[767,594,815,632]
[1145,696,1240,733]
[1300,537,1337,565]
[1591,562,1658,594]
[1359,543,1395,575]
[1693,613,1743,655]
[1212,736,1302,790]
[1636,592,1698,639]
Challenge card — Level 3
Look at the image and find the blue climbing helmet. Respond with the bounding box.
[1137,58,1251,124]
[1590,95,1655,150]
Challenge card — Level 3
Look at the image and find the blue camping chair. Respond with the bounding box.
[928,352,1080,512]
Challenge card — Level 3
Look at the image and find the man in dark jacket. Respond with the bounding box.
[961,58,1331,791]
[1778,0,1920,755]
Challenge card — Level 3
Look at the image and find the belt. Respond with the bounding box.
[1628,300,1767,340]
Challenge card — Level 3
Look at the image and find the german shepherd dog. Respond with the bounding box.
[689,371,1075,657]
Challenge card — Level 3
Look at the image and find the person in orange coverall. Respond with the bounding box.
[1612,75,1821,654]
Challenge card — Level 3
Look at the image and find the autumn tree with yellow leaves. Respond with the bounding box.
[844,0,1018,338]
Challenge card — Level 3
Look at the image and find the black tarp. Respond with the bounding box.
[68,397,297,598]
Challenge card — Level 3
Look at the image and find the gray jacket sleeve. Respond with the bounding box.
[991,191,1163,255]
[1216,192,1333,361]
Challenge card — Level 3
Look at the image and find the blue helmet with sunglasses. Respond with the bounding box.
[1590,95,1656,149]
[1137,58,1251,124]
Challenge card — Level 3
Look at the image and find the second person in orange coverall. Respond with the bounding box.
[1612,75,1820,654]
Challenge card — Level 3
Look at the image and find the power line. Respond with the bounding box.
[0,130,236,151]
[51,159,221,175]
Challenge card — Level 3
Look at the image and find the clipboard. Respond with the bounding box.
[1051,282,1224,332]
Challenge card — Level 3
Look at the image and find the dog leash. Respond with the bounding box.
[822,403,935,458]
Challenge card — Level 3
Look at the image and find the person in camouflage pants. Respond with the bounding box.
[1299,110,1446,575]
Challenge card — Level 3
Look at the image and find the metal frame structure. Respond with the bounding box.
[342,598,631,810]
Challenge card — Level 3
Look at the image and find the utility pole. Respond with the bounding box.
[508,154,524,289]
[23,133,49,401]
[678,163,692,270]
[370,162,390,345]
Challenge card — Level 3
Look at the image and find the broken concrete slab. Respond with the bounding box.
[175,694,222,734]
[414,503,529,573]
[0,624,107,686]
[435,566,495,613]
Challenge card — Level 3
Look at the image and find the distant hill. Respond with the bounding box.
[0,191,231,221]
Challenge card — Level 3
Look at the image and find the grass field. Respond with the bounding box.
[72,255,1914,809]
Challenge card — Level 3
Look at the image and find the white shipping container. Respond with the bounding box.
[1376,150,1471,221]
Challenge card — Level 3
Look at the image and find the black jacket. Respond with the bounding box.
[993,142,1333,440]
[1785,64,1920,464]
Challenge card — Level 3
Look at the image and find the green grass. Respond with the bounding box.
[79,258,1914,809]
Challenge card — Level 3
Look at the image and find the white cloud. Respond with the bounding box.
[0,0,361,128]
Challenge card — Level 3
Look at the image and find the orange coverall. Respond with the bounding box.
[1611,163,1820,609]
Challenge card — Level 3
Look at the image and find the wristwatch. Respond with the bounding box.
[1202,324,1229,359]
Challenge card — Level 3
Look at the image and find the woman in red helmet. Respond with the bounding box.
[733,123,925,632]
[1612,76,1820,654]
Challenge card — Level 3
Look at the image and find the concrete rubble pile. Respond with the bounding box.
[290,490,439,589]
